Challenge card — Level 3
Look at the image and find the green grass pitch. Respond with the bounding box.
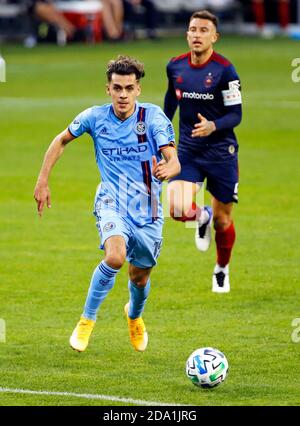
[0,36,300,406]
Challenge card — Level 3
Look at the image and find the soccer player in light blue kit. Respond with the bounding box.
[34,56,180,352]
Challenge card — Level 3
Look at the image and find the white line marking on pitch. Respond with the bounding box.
[0,387,184,406]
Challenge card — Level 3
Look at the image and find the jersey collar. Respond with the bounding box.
[188,51,215,69]
[109,102,139,124]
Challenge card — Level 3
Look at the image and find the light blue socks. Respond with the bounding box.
[128,279,150,319]
[83,261,119,321]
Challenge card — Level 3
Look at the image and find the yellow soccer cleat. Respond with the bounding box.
[124,303,148,352]
[69,317,95,352]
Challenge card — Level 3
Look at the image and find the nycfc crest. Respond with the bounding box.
[134,121,146,135]
[103,222,116,232]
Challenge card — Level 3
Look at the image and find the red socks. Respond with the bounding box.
[279,0,290,29]
[171,203,236,268]
[252,0,265,28]
[252,0,290,29]
[215,222,236,268]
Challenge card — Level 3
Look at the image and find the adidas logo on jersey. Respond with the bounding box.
[100,127,108,135]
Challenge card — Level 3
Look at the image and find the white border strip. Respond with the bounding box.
[0,387,183,406]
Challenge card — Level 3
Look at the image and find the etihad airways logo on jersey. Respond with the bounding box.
[101,145,148,156]
[175,89,214,101]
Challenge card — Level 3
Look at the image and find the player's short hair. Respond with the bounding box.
[106,55,145,82]
[189,10,219,31]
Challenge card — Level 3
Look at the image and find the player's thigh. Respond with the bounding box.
[127,219,163,269]
[168,153,205,213]
[206,158,239,206]
[95,210,130,250]
[167,180,201,214]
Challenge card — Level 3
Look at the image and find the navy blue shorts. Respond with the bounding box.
[170,150,239,204]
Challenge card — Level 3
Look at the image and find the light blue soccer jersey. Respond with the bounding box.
[68,102,175,226]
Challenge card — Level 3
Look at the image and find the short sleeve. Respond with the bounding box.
[151,108,176,150]
[220,65,242,107]
[68,108,93,138]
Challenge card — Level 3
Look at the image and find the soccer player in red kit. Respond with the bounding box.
[164,10,242,293]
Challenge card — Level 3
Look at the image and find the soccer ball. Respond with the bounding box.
[186,347,229,388]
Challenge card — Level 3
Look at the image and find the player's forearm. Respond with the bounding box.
[163,149,181,179]
[166,155,181,179]
[214,108,242,131]
[34,130,73,216]
[37,134,68,184]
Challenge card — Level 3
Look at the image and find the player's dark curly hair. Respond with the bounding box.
[189,10,219,30]
[106,55,145,82]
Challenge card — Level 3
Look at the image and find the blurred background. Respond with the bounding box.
[0,0,300,47]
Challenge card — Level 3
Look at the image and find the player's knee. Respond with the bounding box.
[105,251,126,270]
[170,207,179,221]
[213,215,231,231]
[131,278,149,287]
[170,206,187,222]
[129,269,151,287]
[129,274,149,287]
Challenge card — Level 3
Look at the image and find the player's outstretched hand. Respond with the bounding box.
[34,182,51,217]
[191,113,216,138]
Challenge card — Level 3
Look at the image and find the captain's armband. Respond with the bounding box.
[222,80,242,106]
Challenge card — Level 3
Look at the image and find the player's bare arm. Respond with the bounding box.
[191,113,216,138]
[34,129,75,216]
[152,147,181,181]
